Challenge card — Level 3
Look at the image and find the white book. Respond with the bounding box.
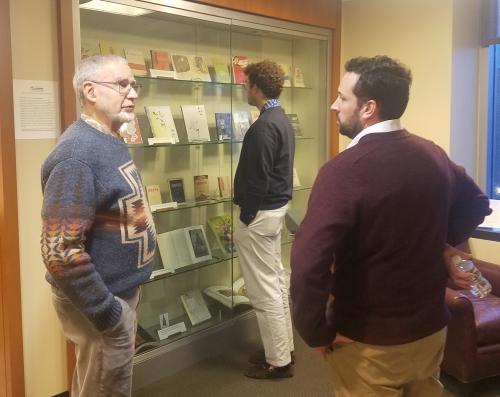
[145,184,162,206]
[156,230,189,271]
[181,105,211,142]
[144,106,179,143]
[203,277,251,309]
[124,48,147,76]
[232,111,251,140]
[188,55,212,82]
[180,289,212,326]
[184,225,212,264]
[152,232,176,277]
[170,229,193,268]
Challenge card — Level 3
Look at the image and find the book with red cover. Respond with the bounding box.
[231,55,248,84]
[151,50,172,71]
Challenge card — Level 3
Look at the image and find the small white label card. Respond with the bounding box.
[157,322,187,340]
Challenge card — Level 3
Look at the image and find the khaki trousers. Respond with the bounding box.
[52,287,139,397]
[233,204,294,367]
[327,328,446,397]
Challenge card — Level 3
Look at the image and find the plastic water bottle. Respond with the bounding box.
[452,255,492,298]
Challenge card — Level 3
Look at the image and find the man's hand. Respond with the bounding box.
[315,333,355,360]
[443,244,473,289]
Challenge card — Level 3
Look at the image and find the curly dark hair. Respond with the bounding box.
[244,60,284,99]
[345,55,412,120]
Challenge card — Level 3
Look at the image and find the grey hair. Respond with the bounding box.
[73,55,128,106]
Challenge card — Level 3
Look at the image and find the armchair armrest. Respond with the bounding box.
[444,288,478,352]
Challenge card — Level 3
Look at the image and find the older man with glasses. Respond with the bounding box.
[40,55,156,397]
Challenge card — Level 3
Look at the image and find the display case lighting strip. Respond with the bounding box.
[79,0,153,16]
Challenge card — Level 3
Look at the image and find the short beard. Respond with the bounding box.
[338,120,363,139]
[113,111,135,124]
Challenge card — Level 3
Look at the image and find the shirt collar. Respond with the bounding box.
[260,99,281,114]
[347,119,403,149]
[81,113,117,137]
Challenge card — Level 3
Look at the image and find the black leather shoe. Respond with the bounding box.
[248,349,295,365]
[244,363,293,379]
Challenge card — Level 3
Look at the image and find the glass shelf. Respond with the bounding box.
[135,304,253,355]
[136,74,313,90]
[151,197,232,215]
[128,135,313,149]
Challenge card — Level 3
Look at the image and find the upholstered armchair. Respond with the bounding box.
[441,255,500,391]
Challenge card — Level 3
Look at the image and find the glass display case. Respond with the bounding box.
[75,0,330,357]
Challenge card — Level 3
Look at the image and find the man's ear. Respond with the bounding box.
[82,81,97,104]
[360,99,377,120]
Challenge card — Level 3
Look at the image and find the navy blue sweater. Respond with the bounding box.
[41,119,156,331]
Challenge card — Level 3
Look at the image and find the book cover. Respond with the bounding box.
[193,175,210,201]
[171,54,192,80]
[180,289,212,326]
[144,106,179,143]
[203,277,250,309]
[286,113,302,136]
[184,225,212,264]
[207,213,233,255]
[157,229,191,271]
[154,232,178,276]
[124,48,147,76]
[181,105,211,142]
[145,184,162,205]
[232,111,251,140]
[279,63,292,87]
[150,49,172,71]
[120,116,143,144]
[99,41,124,56]
[168,178,186,203]
[209,57,231,83]
[214,113,232,141]
[293,66,305,87]
[231,55,248,84]
[217,176,231,198]
[189,56,212,82]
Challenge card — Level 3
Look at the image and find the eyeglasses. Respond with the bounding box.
[90,79,142,96]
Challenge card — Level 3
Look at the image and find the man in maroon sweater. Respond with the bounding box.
[290,55,491,396]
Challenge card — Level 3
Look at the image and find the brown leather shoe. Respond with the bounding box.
[244,363,293,379]
[248,349,295,365]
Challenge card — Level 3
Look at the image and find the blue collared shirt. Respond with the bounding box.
[261,98,281,114]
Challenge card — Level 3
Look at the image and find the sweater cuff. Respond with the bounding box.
[91,298,123,332]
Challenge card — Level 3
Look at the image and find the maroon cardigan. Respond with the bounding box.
[290,130,491,347]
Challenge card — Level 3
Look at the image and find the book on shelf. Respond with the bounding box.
[144,105,179,144]
[81,40,100,59]
[119,116,143,144]
[293,66,305,87]
[124,48,147,76]
[194,175,210,201]
[171,53,192,80]
[217,176,231,198]
[99,41,124,56]
[231,55,248,84]
[207,212,233,255]
[168,178,186,203]
[232,111,251,140]
[151,49,172,71]
[189,56,212,82]
[286,113,302,137]
[185,225,212,263]
[181,105,211,142]
[149,252,174,278]
[180,289,212,326]
[279,63,292,87]
[203,277,251,309]
[209,57,231,83]
[214,113,232,141]
[145,184,162,206]
[293,167,302,188]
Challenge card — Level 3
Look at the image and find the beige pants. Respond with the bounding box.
[327,328,446,397]
[233,204,294,367]
[52,287,139,397]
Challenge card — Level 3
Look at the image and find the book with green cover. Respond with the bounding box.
[207,213,234,255]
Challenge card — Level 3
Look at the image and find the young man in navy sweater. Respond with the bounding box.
[233,60,295,379]
[291,55,491,396]
[41,55,156,396]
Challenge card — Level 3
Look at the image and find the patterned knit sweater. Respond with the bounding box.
[41,119,156,331]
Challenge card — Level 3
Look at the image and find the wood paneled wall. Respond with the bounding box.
[0,0,26,395]
[192,0,339,29]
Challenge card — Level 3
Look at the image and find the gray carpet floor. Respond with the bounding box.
[134,331,500,397]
